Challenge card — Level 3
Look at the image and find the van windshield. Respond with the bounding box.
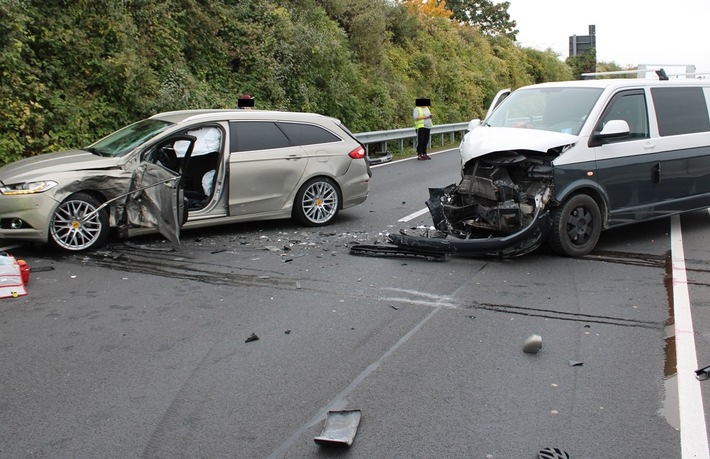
[486,87,603,136]
[86,119,174,157]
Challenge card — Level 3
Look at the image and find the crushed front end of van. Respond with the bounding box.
[388,124,579,257]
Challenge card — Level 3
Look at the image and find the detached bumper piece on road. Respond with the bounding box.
[349,242,448,261]
[350,196,551,260]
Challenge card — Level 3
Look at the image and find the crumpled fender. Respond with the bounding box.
[388,199,552,256]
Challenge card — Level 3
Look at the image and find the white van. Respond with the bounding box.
[389,77,710,257]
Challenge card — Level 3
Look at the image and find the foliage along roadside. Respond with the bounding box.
[0,0,574,165]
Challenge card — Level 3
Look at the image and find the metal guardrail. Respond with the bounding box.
[354,122,470,164]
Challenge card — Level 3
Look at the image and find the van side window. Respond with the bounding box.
[229,122,291,152]
[598,91,649,142]
[277,122,341,146]
[652,87,710,136]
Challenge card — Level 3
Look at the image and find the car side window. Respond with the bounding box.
[597,90,649,143]
[277,122,341,146]
[652,87,710,136]
[230,122,291,152]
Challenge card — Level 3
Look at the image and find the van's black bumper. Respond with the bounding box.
[388,204,551,256]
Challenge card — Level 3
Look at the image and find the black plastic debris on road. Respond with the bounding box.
[245,333,259,343]
[568,360,583,367]
[696,364,710,380]
[314,410,362,447]
[349,244,447,261]
[538,447,571,459]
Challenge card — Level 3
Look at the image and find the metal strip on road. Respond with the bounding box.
[671,214,710,459]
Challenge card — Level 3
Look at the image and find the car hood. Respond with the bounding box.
[460,126,578,164]
[0,149,122,184]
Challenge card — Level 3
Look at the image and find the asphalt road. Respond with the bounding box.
[1,148,708,458]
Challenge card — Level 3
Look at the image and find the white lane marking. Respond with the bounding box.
[671,214,710,459]
[267,306,443,458]
[398,207,429,222]
[369,146,458,222]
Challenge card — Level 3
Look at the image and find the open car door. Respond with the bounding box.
[119,135,196,246]
[485,88,511,120]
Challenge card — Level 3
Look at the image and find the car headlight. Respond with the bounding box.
[0,180,58,195]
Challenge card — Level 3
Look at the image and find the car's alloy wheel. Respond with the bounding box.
[49,192,109,251]
[294,177,340,226]
[550,193,601,257]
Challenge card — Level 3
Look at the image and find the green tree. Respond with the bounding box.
[566,48,597,79]
[523,48,573,84]
[444,0,518,40]
[0,0,574,164]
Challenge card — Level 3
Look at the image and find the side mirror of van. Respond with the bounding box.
[598,119,630,138]
[467,119,481,131]
[591,119,630,146]
[598,120,631,139]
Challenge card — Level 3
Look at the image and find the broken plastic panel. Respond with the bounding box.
[696,365,710,381]
[314,409,362,446]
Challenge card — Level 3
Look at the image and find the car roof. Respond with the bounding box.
[149,109,340,125]
[517,77,710,92]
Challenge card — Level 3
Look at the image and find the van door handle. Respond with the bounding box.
[652,162,661,183]
[643,143,656,151]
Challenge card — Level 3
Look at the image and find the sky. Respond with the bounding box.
[507,0,710,77]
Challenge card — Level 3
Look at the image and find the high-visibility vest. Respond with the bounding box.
[414,107,426,129]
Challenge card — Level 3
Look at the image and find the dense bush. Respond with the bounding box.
[0,0,572,165]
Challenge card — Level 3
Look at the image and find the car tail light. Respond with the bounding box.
[348,146,366,159]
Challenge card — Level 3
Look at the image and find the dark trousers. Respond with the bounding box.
[416,127,430,156]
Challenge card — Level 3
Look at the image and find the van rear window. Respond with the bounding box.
[652,87,710,136]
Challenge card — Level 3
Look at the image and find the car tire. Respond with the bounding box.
[293,177,341,226]
[550,194,601,257]
[49,192,109,252]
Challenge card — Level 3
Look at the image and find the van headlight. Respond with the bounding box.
[0,180,58,195]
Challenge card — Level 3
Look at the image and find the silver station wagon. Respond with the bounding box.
[0,110,371,251]
[388,76,710,257]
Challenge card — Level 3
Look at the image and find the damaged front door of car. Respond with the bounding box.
[119,135,197,246]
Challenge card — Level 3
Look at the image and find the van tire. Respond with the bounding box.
[550,194,601,257]
[293,177,340,226]
[49,192,109,252]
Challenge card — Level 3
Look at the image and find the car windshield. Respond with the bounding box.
[486,87,604,136]
[86,119,174,157]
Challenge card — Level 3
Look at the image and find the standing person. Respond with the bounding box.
[413,98,433,160]
[236,93,255,109]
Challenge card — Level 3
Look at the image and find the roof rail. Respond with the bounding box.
[581,64,704,80]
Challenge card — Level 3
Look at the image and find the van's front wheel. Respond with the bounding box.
[550,194,601,257]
